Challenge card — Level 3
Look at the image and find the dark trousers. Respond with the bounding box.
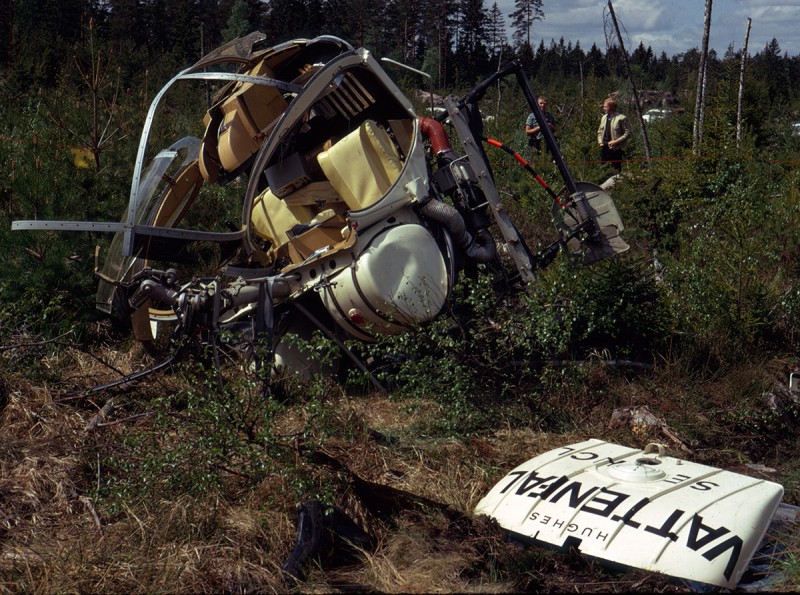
[601,146,623,171]
[531,138,560,162]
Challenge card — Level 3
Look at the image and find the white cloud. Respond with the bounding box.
[495,0,800,57]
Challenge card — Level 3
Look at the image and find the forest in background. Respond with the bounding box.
[3,0,800,112]
[4,0,800,332]
[4,0,800,592]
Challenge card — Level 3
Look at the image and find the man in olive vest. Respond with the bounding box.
[597,97,632,172]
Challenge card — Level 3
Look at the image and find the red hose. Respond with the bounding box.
[418,117,452,155]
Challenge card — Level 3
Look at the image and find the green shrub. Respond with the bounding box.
[659,157,786,363]
[525,256,671,362]
[360,259,670,436]
[95,355,341,510]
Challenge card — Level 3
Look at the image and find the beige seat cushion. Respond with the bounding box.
[251,188,314,250]
[213,60,288,174]
[316,120,403,211]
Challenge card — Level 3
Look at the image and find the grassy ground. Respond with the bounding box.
[1,331,799,593]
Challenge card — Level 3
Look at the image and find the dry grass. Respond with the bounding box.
[1,339,798,593]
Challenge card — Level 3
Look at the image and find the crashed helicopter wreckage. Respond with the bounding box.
[277,440,790,590]
[475,439,787,591]
[12,32,628,388]
[17,33,790,591]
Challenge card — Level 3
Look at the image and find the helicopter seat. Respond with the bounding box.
[202,59,288,180]
[251,186,350,264]
[251,188,314,252]
[316,120,403,211]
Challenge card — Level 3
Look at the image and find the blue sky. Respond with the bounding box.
[495,0,800,57]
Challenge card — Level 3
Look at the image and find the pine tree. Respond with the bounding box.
[383,0,424,63]
[508,0,542,50]
[420,0,457,87]
[262,0,312,45]
[485,2,506,65]
[456,0,490,79]
[10,0,90,88]
[222,0,251,41]
[752,38,791,107]
[0,0,11,68]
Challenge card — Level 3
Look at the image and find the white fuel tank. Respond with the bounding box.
[320,223,448,341]
[474,439,783,589]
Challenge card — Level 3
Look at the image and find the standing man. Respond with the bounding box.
[597,97,632,171]
[525,96,557,160]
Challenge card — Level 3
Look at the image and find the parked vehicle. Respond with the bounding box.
[642,108,672,124]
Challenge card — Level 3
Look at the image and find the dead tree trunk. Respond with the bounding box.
[693,0,713,154]
[736,17,752,149]
[606,0,651,162]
